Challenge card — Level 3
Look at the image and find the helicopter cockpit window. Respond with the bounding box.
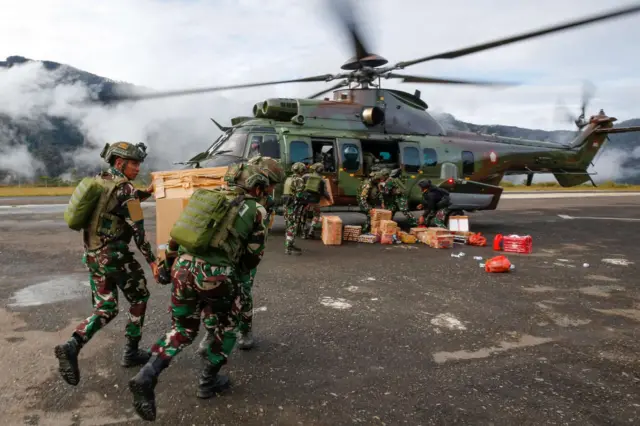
[290,140,311,165]
[341,144,360,172]
[205,128,248,166]
[402,146,421,173]
[423,148,438,167]
[462,151,475,176]
[260,134,280,158]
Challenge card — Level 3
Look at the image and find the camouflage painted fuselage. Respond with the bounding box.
[184,87,617,214]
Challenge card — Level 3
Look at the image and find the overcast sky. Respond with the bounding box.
[2,0,640,131]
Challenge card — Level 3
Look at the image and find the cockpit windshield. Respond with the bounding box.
[200,128,249,167]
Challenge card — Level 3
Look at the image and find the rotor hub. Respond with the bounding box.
[340,54,389,71]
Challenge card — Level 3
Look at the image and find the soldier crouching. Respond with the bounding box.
[127,164,271,422]
[55,141,159,387]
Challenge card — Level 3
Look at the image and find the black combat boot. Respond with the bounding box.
[197,361,231,399]
[128,355,171,422]
[237,331,254,350]
[285,245,302,255]
[54,334,83,386]
[121,336,151,368]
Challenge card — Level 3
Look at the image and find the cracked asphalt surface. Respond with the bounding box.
[1,195,639,425]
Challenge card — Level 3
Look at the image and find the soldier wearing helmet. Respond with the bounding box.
[417,179,451,227]
[128,163,271,422]
[300,162,332,239]
[379,168,418,228]
[55,141,158,388]
[282,162,307,255]
[196,156,285,353]
[356,170,384,233]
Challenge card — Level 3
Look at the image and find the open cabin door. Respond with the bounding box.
[398,141,423,202]
[335,138,364,204]
[310,138,339,206]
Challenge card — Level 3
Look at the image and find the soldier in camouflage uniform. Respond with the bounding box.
[196,156,285,353]
[301,162,331,239]
[54,141,159,387]
[356,171,383,233]
[380,168,418,227]
[282,162,306,255]
[128,164,271,422]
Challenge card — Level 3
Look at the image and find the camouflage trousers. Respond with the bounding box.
[73,242,150,343]
[284,204,301,249]
[303,203,322,236]
[357,200,373,233]
[385,195,418,227]
[237,268,256,333]
[150,256,243,366]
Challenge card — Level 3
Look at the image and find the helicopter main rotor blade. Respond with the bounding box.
[94,74,336,104]
[393,3,640,69]
[307,80,350,99]
[327,0,372,61]
[385,72,519,87]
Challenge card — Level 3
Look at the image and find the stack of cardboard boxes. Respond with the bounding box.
[410,227,455,249]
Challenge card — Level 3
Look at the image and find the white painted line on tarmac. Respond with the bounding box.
[558,214,640,222]
[503,192,640,199]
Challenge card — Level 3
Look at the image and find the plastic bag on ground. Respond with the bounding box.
[485,255,512,273]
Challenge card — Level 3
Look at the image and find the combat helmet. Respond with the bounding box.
[418,179,432,189]
[224,163,270,191]
[247,156,285,184]
[378,168,391,179]
[291,162,306,174]
[309,162,324,174]
[100,141,148,164]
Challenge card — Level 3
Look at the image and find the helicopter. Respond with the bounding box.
[97,0,640,223]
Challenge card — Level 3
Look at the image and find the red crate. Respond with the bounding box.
[502,235,533,254]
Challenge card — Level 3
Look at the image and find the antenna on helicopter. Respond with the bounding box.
[210,118,231,132]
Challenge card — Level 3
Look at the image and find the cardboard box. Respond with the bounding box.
[319,178,335,207]
[321,216,343,245]
[409,227,429,236]
[151,166,228,259]
[343,225,362,242]
[379,220,397,234]
[448,215,469,232]
[371,209,392,222]
[357,233,378,244]
[429,234,454,249]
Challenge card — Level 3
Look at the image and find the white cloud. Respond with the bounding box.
[1,0,640,179]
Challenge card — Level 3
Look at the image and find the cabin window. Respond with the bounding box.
[423,148,438,167]
[341,143,361,172]
[462,151,474,176]
[289,140,311,165]
[260,134,280,158]
[402,146,421,173]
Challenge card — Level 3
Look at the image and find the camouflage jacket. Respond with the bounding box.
[380,178,405,199]
[84,167,156,264]
[357,178,382,211]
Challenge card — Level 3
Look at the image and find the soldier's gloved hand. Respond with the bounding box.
[157,264,172,285]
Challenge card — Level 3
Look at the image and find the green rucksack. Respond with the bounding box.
[64,177,107,231]
[170,188,246,255]
[304,174,322,194]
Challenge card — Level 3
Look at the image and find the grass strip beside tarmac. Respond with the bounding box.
[1,181,640,197]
